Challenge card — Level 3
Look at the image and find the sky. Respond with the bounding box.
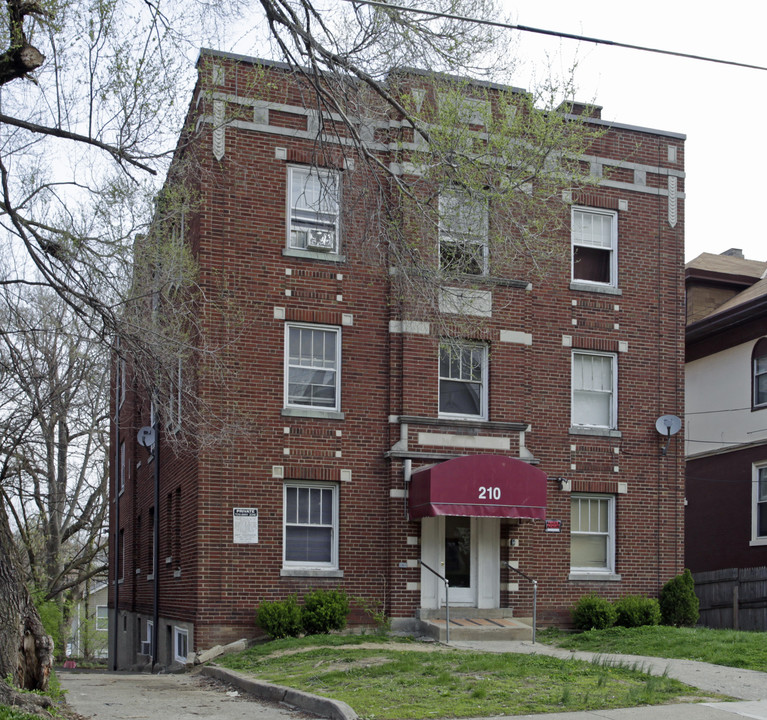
[499,0,766,262]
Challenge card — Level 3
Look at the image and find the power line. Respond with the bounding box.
[344,0,767,73]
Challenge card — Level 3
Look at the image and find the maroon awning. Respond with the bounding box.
[408,455,547,520]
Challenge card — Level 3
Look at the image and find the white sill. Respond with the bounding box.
[283,248,345,263]
[282,407,345,420]
[570,281,622,296]
[438,413,488,423]
[749,538,767,546]
[569,426,622,438]
[280,568,344,578]
[569,572,622,582]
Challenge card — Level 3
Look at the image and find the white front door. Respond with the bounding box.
[420,516,500,610]
[444,516,476,605]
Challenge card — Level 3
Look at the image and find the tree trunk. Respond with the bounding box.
[0,503,53,691]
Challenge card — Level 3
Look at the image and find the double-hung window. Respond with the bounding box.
[166,358,182,432]
[288,166,340,254]
[141,620,153,656]
[439,341,488,420]
[285,324,341,411]
[572,351,617,429]
[572,207,618,287]
[283,483,338,568]
[439,190,488,275]
[752,338,767,409]
[174,627,188,663]
[570,494,616,577]
[752,464,767,544]
[95,606,108,632]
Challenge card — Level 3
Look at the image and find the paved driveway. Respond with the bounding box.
[59,670,313,720]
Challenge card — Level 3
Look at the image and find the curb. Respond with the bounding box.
[201,665,359,720]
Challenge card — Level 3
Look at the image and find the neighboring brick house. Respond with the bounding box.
[685,249,767,575]
[109,49,686,669]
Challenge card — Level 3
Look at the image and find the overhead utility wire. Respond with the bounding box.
[345,0,767,73]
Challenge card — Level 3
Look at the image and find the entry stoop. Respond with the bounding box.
[416,608,534,642]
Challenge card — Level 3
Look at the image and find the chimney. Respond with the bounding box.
[720,248,744,259]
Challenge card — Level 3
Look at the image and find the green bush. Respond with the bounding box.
[659,569,699,627]
[614,595,661,627]
[256,595,303,639]
[301,588,350,635]
[571,594,617,631]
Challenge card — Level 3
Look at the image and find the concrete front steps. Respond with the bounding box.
[416,608,534,642]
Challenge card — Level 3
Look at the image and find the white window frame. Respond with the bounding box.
[117,528,125,582]
[438,341,488,420]
[174,627,188,663]
[287,166,340,254]
[570,494,617,578]
[283,482,339,570]
[753,339,767,409]
[118,357,126,408]
[166,358,182,432]
[751,464,767,546]
[284,324,341,412]
[571,351,617,430]
[95,605,108,632]
[439,190,489,276]
[119,440,126,494]
[141,620,153,656]
[571,207,618,288]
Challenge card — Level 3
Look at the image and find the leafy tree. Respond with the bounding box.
[0,284,108,662]
[0,0,597,690]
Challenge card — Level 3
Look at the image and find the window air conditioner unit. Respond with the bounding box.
[306,229,334,252]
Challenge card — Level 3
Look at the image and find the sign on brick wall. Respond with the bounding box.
[233,508,258,543]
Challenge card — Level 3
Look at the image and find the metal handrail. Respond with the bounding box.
[505,562,538,644]
[418,559,450,644]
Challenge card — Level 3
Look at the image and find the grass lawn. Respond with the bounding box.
[540,625,767,672]
[218,635,722,719]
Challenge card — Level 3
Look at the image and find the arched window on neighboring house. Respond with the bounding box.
[752,338,767,410]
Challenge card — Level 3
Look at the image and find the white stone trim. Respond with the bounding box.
[417,432,510,451]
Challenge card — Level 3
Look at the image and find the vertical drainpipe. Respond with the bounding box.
[403,457,412,518]
[111,356,120,671]
[152,419,160,668]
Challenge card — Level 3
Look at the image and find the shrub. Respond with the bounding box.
[659,569,699,627]
[301,588,350,635]
[571,594,616,631]
[614,595,661,627]
[256,595,303,639]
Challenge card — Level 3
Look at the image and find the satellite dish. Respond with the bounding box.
[655,415,682,436]
[137,426,156,448]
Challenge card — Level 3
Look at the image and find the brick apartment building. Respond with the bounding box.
[109,49,686,669]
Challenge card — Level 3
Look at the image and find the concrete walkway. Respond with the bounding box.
[59,669,314,720]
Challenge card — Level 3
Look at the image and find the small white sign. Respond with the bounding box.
[233,508,258,544]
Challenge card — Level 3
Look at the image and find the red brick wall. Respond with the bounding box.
[110,52,685,648]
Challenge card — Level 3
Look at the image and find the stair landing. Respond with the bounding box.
[417,612,534,642]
